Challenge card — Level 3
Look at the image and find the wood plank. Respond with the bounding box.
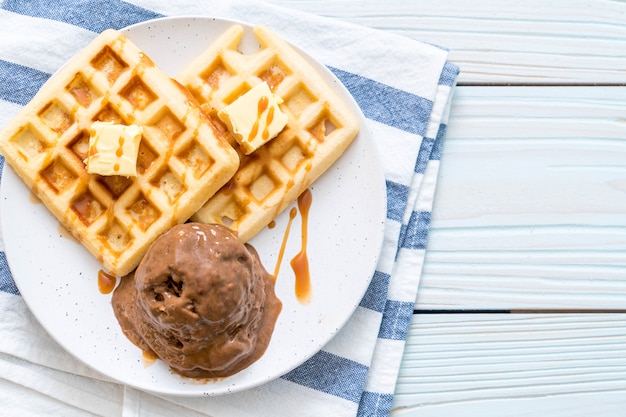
[418,86,626,310]
[392,313,626,416]
[266,0,626,85]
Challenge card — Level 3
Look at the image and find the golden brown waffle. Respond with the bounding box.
[177,25,359,242]
[0,30,239,276]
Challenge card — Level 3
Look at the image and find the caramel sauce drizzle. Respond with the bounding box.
[263,106,275,140]
[272,188,313,304]
[248,95,278,144]
[115,136,125,157]
[113,136,125,173]
[97,269,116,294]
[290,189,312,304]
[272,207,297,279]
[70,87,92,107]
[248,95,268,142]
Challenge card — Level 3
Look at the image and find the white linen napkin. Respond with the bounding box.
[0,1,458,416]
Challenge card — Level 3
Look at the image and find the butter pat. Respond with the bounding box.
[218,81,288,154]
[85,121,142,177]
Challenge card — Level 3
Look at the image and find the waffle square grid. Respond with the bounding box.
[0,30,239,276]
[179,25,359,242]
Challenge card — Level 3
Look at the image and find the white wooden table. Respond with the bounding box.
[268,1,626,415]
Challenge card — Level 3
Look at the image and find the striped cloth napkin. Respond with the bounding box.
[0,1,458,416]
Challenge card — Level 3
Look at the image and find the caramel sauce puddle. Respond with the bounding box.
[97,269,117,294]
[142,350,158,367]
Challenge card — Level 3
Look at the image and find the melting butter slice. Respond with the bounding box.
[218,81,288,155]
[86,121,143,177]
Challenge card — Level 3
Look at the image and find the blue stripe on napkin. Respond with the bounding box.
[0,60,50,106]
[438,62,459,87]
[414,111,447,173]
[398,211,430,250]
[282,350,368,403]
[359,271,391,313]
[329,67,433,136]
[414,136,435,174]
[2,0,163,32]
[386,180,409,223]
[358,391,394,417]
[431,124,446,161]
[0,252,19,296]
[377,300,413,340]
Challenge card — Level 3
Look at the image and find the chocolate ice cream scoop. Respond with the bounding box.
[112,222,282,379]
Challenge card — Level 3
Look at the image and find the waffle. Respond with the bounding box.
[0,30,239,277]
[177,25,359,242]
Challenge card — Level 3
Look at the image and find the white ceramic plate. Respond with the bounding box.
[0,16,386,396]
